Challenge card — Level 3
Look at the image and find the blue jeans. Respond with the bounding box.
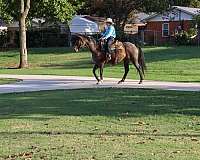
[105,37,115,54]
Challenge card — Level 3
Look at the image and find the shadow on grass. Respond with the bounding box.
[144,46,200,63]
[0,54,18,58]
[0,130,200,138]
[28,47,88,55]
[0,88,199,119]
[40,57,93,69]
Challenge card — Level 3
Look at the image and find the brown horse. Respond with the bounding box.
[73,34,146,84]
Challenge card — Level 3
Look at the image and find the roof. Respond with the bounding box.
[144,6,200,21]
[83,16,106,23]
[173,6,200,15]
[128,12,151,24]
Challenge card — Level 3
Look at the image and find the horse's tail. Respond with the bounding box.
[137,46,147,75]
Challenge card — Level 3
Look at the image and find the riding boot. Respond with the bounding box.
[107,47,112,61]
[107,54,111,61]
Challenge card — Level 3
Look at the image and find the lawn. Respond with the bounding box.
[0,78,18,85]
[0,88,200,159]
[0,46,199,82]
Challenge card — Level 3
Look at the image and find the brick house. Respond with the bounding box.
[142,6,200,44]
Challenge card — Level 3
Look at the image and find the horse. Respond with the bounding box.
[73,34,146,84]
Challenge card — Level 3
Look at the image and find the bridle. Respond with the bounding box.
[74,36,90,52]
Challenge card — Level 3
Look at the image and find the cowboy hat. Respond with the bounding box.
[105,18,114,24]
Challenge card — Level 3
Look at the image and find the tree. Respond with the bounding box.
[189,0,200,8]
[0,0,84,68]
[81,0,145,36]
[19,0,30,68]
[81,0,200,35]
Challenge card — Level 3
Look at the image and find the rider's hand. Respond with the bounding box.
[100,37,105,41]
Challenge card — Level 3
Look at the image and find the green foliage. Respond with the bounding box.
[30,0,84,23]
[0,0,84,23]
[175,28,198,45]
[0,0,13,22]
[190,0,200,7]
[193,14,200,27]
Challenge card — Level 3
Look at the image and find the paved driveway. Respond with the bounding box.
[0,74,200,94]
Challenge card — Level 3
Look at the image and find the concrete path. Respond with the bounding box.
[0,74,200,94]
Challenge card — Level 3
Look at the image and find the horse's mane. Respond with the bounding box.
[75,34,97,45]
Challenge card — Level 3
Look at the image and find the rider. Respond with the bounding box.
[100,18,116,60]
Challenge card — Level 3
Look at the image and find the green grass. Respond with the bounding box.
[0,46,199,82]
[0,88,200,159]
[0,78,18,84]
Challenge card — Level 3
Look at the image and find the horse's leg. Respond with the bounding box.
[99,63,104,82]
[133,62,144,84]
[93,64,100,83]
[118,60,129,84]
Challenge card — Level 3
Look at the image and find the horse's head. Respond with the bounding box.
[73,34,89,52]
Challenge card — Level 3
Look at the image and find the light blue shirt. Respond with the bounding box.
[101,25,116,39]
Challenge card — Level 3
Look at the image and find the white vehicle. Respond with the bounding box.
[69,15,100,35]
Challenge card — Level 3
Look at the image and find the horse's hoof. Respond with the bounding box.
[118,80,124,84]
[96,80,103,85]
[138,81,143,84]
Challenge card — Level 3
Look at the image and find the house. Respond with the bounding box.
[124,12,150,34]
[7,18,45,31]
[69,15,105,35]
[142,6,200,44]
[31,18,45,28]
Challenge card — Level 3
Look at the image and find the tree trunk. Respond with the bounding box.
[18,0,30,69]
[19,16,28,68]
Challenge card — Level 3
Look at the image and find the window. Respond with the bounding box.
[162,23,169,37]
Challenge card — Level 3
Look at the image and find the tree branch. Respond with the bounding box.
[23,0,30,17]
[20,0,24,14]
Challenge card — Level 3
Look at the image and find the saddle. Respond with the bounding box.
[98,39,112,52]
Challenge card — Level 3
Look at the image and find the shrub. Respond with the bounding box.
[175,28,197,45]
